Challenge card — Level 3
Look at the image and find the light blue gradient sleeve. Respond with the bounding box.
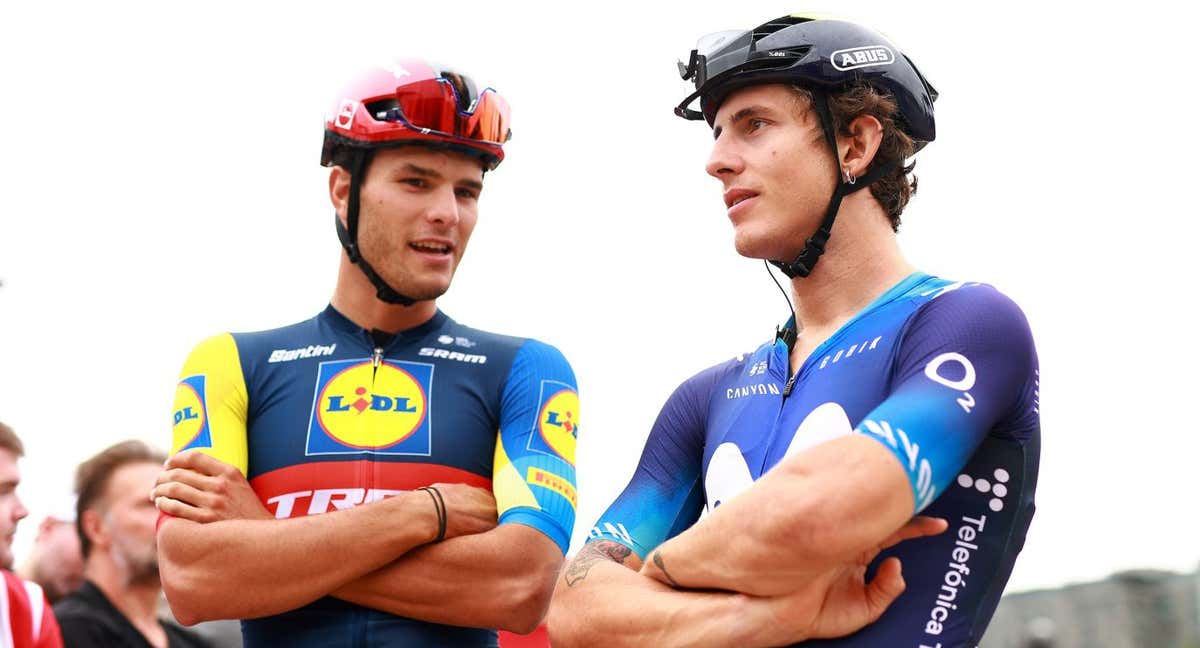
[587,362,731,558]
[855,285,1039,512]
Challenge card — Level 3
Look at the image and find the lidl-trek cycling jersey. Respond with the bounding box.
[592,274,1040,647]
[170,305,579,648]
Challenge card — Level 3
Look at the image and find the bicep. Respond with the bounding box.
[494,340,579,553]
[856,285,1038,512]
[590,371,711,560]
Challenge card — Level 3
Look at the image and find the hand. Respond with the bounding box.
[744,516,948,645]
[425,483,497,541]
[152,450,271,523]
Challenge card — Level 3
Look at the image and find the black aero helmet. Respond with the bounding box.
[677,15,937,146]
[676,15,938,278]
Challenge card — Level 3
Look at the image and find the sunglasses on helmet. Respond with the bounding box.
[373,77,512,146]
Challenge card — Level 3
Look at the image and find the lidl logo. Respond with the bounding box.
[173,375,211,451]
[527,381,578,465]
[306,358,434,456]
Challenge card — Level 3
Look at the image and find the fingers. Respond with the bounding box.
[154,466,218,491]
[862,557,906,622]
[154,495,215,524]
[151,481,214,510]
[879,516,948,550]
[165,450,241,478]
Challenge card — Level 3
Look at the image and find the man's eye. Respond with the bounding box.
[456,189,479,200]
[748,119,767,131]
[402,178,427,188]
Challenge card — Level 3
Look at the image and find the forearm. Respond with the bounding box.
[548,546,763,648]
[646,436,913,596]
[159,491,435,624]
[332,524,560,633]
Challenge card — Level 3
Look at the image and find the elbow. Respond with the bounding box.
[157,526,218,625]
[496,570,555,634]
[160,566,210,626]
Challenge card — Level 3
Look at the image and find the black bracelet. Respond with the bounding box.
[418,486,446,542]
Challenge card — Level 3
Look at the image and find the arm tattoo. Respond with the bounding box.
[565,540,633,587]
[651,551,683,588]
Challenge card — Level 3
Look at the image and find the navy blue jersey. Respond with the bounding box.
[171,305,579,648]
[591,273,1039,647]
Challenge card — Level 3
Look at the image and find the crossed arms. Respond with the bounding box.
[155,451,561,633]
[548,435,945,648]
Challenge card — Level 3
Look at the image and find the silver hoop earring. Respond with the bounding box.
[842,168,856,185]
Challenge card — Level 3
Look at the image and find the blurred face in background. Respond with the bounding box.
[31,517,84,601]
[94,462,161,585]
[0,448,30,569]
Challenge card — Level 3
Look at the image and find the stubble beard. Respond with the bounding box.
[111,532,160,586]
[360,240,455,303]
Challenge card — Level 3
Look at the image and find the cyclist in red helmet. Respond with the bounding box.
[152,59,580,647]
[550,14,1039,647]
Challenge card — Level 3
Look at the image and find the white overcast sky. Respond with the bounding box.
[2,1,1197,595]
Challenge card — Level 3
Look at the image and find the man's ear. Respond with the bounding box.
[837,114,884,179]
[329,166,352,226]
[36,516,57,540]
[80,509,107,551]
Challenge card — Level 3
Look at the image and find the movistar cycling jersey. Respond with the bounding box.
[170,305,579,648]
[591,273,1040,647]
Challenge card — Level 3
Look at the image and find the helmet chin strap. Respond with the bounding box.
[333,150,419,306]
[771,90,895,279]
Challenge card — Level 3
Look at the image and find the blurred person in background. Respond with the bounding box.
[550,13,1039,648]
[151,59,578,648]
[53,440,210,648]
[0,420,64,647]
[18,496,85,604]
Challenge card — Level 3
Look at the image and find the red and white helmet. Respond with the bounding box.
[322,59,513,306]
[321,59,511,170]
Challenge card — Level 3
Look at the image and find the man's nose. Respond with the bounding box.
[705,137,745,180]
[426,186,461,225]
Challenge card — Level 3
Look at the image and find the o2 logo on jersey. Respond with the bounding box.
[173,375,211,451]
[305,359,434,456]
[527,381,578,465]
[924,352,978,414]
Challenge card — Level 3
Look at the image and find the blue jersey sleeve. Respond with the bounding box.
[588,362,727,558]
[856,284,1040,512]
[492,339,579,553]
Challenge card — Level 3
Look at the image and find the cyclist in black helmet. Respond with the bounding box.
[550,14,1039,647]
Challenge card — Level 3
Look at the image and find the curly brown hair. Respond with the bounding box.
[791,84,919,231]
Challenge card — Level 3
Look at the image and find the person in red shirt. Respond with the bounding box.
[0,421,63,648]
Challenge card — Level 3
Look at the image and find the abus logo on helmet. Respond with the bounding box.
[830,46,895,71]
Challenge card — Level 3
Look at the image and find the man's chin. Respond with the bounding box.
[385,273,454,303]
[733,237,781,263]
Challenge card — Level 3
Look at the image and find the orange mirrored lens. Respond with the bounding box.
[392,79,510,145]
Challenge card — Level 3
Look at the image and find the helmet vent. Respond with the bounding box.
[743,45,812,71]
[439,72,476,113]
[365,98,399,122]
[752,16,811,41]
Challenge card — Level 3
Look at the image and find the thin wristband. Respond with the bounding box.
[428,486,446,542]
[418,486,446,542]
